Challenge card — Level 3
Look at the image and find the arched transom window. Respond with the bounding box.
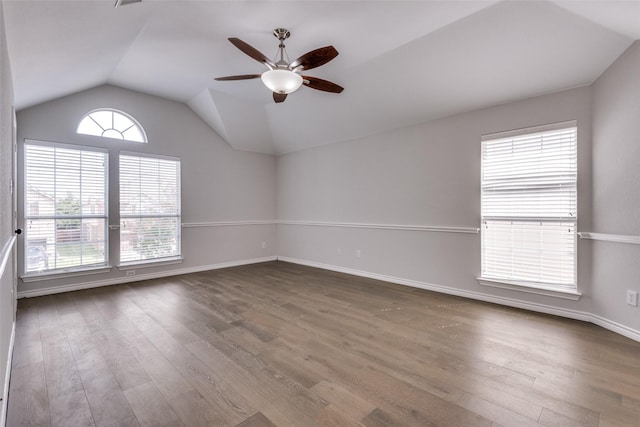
[77,109,147,143]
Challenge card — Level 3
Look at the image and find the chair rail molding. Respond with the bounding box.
[182,220,276,228]
[181,220,479,234]
[578,232,640,245]
[277,220,480,234]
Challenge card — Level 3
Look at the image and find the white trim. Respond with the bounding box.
[477,277,581,300]
[78,108,148,143]
[182,220,276,228]
[1,324,15,427]
[277,220,480,234]
[118,257,183,270]
[24,138,108,153]
[481,120,577,141]
[277,256,640,343]
[578,232,640,245]
[0,237,16,281]
[181,220,478,234]
[23,141,111,273]
[589,314,640,343]
[120,150,178,162]
[17,256,277,299]
[21,265,112,283]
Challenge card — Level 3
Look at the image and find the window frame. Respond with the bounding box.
[118,151,182,267]
[478,121,580,299]
[22,139,110,279]
[77,108,148,143]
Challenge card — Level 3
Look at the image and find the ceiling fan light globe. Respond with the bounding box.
[261,69,303,94]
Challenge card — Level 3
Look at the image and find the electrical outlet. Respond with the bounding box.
[337,248,342,255]
[261,241,266,249]
[626,290,638,307]
[356,249,361,258]
[126,270,136,277]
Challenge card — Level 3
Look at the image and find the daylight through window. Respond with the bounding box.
[77,109,147,142]
[119,153,181,264]
[481,122,577,289]
[24,141,108,274]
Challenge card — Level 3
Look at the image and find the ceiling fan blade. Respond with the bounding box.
[228,38,275,69]
[273,92,287,103]
[290,46,338,71]
[302,76,344,93]
[215,74,261,81]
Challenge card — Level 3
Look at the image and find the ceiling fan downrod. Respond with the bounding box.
[273,28,291,68]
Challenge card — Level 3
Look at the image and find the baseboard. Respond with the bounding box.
[277,256,640,343]
[17,256,277,299]
[0,323,15,427]
[589,314,640,342]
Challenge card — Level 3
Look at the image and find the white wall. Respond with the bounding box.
[16,85,277,296]
[591,41,640,333]
[277,86,614,331]
[0,0,17,420]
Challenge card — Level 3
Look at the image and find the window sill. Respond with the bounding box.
[117,257,183,270]
[477,277,581,300]
[21,265,112,282]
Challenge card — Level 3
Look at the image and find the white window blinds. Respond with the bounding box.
[119,153,181,264]
[481,123,577,288]
[24,141,108,273]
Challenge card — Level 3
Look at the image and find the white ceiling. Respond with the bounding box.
[2,0,638,154]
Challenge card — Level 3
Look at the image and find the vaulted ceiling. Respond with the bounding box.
[3,0,639,154]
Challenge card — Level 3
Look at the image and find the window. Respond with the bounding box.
[481,122,577,290]
[77,109,147,142]
[119,153,181,264]
[24,141,108,274]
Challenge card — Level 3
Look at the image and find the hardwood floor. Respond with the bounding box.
[6,261,640,426]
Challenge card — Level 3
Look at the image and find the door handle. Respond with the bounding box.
[14,228,22,235]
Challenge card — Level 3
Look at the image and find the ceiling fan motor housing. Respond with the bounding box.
[273,28,291,41]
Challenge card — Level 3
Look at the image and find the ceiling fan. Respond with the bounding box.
[215,28,344,103]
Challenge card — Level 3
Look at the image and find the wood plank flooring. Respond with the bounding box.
[6,261,640,426]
